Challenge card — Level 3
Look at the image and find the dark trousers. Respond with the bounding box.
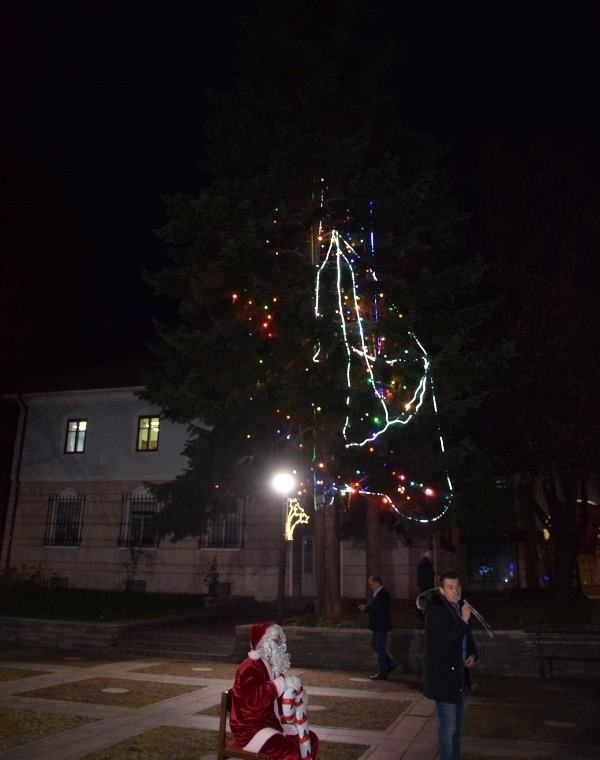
[370,630,395,676]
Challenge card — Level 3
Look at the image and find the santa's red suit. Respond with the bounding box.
[229,623,319,760]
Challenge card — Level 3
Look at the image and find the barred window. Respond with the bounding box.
[120,488,159,548]
[137,416,160,451]
[46,490,84,546]
[200,499,243,549]
[65,419,87,453]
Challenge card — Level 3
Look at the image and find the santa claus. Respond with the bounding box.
[229,621,319,760]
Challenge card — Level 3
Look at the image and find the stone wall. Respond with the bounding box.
[235,625,600,679]
[0,615,133,649]
[2,616,599,679]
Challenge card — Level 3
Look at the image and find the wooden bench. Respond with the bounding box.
[217,689,271,760]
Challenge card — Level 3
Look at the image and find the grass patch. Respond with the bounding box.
[201,695,410,731]
[20,677,206,708]
[80,726,216,759]
[79,726,367,760]
[308,695,410,730]
[0,666,50,682]
[465,702,600,746]
[0,708,96,752]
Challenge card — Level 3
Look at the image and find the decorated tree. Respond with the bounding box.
[143,1,502,617]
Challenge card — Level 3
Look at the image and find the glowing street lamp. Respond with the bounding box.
[272,472,296,499]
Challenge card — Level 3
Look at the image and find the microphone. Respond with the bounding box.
[462,597,494,639]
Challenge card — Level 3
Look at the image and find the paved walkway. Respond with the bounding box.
[0,646,598,759]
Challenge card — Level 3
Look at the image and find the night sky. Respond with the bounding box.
[2,1,599,390]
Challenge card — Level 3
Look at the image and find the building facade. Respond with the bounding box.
[2,384,554,602]
[0,386,300,599]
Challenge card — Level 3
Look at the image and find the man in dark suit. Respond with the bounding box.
[358,575,396,680]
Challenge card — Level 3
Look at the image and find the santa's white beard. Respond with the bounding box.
[260,641,291,677]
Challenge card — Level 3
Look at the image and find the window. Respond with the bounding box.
[200,499,243,549]
[46,490,84,546]
[65,419,87,453]
[137,416,160,451]
[120,488,159,547]
[466,541,516,584]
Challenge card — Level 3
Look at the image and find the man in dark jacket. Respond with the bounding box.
[422,570,478,760]
[358,575,396,680]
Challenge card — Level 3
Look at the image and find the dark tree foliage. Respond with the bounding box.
[142,1,505,552]
[468,132,600,595]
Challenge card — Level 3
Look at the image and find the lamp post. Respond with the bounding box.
[272,472,296,625]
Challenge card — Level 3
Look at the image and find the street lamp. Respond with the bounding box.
[272,472,296,625]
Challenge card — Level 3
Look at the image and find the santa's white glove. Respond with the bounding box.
[285,675,302,692]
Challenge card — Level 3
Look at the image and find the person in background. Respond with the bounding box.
[421,570,478,760]
[358,575,397,680]
[416,547,435,624]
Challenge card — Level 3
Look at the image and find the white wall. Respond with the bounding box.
[12,387,189,481]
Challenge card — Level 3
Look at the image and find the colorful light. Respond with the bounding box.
[311,224,453,524]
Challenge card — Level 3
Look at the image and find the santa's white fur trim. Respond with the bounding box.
[243,727,278,754]
[248,649,260,660]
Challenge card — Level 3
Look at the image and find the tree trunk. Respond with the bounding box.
[315,499,342,622]
[314,504,325,614]
[547,474,580,597]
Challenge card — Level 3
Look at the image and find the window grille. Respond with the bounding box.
[120,493,160,547]
[200,500,243,549]
[46,492,84,546]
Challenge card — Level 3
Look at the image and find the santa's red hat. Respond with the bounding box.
[248,621,276,660]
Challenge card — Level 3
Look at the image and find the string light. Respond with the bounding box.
[312,223,453,524]
[232,197,453,525]
[313,230,431,447]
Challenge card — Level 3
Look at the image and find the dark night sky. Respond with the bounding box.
[2,1,599,390]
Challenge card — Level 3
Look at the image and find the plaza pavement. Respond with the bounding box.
[0,644,599,760]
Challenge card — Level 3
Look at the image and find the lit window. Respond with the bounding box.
[46,490,84,546]
[120,488,160,547]
[137,416,160,451]
[65,419,87,453]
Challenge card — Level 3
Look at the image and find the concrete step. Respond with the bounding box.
[112,633,236,660]
[113,645,237,661]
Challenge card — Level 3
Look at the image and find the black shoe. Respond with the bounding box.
[370,673,387,680]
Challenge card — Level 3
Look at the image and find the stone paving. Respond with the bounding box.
[0,647,599,759]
